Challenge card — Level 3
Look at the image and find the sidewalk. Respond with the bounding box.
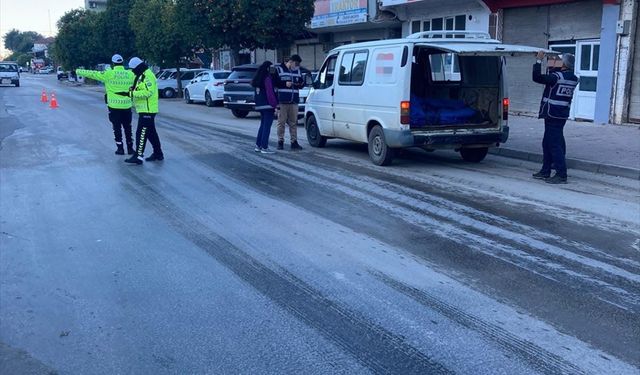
[492,116,640,179]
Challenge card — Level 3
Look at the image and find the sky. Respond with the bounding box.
[0,0,84,57]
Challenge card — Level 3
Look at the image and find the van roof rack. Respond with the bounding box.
[405,31,493,40]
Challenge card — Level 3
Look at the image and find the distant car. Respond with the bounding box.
[37,67,53,74]
[57,67,68,80]
[224,64,313,119]
[157,68,205,98]
[184,70,231,107]
[0,62,20,87]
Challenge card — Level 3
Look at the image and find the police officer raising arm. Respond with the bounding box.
[76,54,136,155]
[532,50,579,184]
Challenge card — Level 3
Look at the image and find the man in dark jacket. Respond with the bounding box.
[275,55,304,150]
[532,51,579,184]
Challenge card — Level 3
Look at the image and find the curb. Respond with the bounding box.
[489,148,640,180]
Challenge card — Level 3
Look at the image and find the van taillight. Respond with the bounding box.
[400,101,410,124]
[502,98,509,121]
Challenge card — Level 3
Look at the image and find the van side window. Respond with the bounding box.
[318,54,337,89]
[338,51,368,86]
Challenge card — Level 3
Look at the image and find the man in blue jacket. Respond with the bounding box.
[532,51,578,184]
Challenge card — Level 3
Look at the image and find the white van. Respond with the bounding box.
[305,31,546,166]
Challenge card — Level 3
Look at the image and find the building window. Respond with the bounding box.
[410,15,466,38]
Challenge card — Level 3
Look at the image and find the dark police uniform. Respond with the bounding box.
[532,62,578,179]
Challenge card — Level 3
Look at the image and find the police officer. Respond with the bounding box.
[275,55,304,150]
[532,51,578,184]
[77,54,135,155]
[121,57,164,165]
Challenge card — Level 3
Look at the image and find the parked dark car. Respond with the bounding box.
[223,64,312,119]
[223,64,258,118]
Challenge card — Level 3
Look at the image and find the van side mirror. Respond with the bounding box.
[304,73,313,86]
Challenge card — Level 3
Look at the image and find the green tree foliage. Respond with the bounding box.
[3,29,44,54]
[130,0,209,96]
[193,0,315,51]
[102,0,137,60]
[52,9,109,69]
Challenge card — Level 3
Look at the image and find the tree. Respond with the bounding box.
[102,0,137,60]
[193,0,315,62]
[130,0,207,97]
[51,9,108,69]
[3,29,44,54]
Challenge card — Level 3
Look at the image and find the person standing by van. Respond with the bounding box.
[252,61,278,154]
[532,51,578,184]
[76,54,135,155]
[275,55,304,150]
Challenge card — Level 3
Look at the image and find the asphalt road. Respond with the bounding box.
[1,74,639,374]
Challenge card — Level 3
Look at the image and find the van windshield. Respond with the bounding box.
[0,64,18,72]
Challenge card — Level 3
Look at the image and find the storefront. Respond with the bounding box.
[308,0,401,69]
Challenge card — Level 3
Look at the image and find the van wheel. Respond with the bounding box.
[460,147,488,162]
[205,91,214,107]
[163,88,175,98]
[306,115,326,148]
[368,125,394,166]
[231,109,249,118]
[184,90,192,104]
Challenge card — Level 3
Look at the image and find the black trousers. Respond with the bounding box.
[108,107,133,146]
[541,118,567,177]
[135,113,163,157]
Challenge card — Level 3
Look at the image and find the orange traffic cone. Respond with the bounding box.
[49,92,58,109]
[41,89,48,103]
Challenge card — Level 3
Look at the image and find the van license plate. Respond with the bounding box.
[237,100,246,103]
[1,79,10,84]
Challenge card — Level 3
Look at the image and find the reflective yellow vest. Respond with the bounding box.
[131,68,159,114]
[76,66,134,109]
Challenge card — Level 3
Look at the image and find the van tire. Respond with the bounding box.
[184,90,192,104]
[368,125,394,166]
[460,147,488,162]
[306,115,327,148]
[231,109,249,118]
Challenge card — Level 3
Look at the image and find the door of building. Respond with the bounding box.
[573,40,599,120]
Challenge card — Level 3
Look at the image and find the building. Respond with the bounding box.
[85,0,108,12]
[380,0,639,125]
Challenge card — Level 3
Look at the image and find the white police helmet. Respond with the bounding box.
[111,54,124,64]
[128,57,144,69]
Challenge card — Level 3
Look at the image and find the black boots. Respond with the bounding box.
[115,144,125,155]
[277,140,284,150]
[546,174,568,184]
[532,171,550,180]
[145,153,164,162]
[291,141,303,150]
[126,143,135,155]
[124,155,143,165]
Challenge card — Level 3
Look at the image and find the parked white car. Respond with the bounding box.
[305,31,547,166]
[184,70,231,106]
[157,69,205,98]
